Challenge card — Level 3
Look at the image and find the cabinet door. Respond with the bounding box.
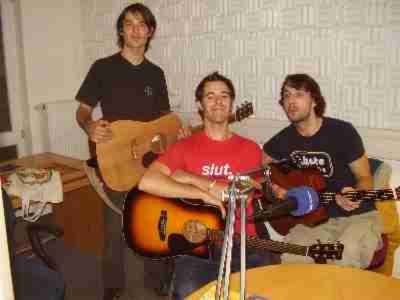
[53,185,104,257]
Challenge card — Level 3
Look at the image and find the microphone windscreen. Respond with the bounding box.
[285,186,319,216]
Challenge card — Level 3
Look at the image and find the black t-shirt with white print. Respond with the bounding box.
[76,53,170,122]
[263,117,375,217]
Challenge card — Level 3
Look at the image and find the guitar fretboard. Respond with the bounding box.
[208,229,308,256]
[319,186,400,206]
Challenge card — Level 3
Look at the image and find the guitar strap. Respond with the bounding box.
[252,198,270,239]
[83,162,122,215]
[253,166,274,240]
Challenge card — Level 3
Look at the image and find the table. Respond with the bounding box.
[0,152,104,257]
[187,264,400,300]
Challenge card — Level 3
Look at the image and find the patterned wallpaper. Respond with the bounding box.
[81,0,400,130]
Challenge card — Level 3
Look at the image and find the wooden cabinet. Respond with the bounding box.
[53,184,104,257]
[1,152,104,257]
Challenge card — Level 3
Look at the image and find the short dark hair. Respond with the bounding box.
[195,71,236,102]
[116,3,157,52]
[279,73,326,117]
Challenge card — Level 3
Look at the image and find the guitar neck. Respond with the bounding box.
[319,186,400,206]
[208,229,308,256]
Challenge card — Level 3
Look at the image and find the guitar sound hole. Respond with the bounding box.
[142,152,159,168]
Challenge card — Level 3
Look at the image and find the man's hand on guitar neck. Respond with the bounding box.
[335,187,361,211]
[85,119,113,143]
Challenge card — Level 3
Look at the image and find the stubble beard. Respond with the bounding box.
[204,108,231,125]
[287,108,313,125]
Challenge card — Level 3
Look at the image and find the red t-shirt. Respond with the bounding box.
[158,131,262,236]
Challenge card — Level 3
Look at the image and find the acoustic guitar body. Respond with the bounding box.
[96,113,182,192]
[122,188,224,260]
[95,103,254,192]
[267,164,327,235]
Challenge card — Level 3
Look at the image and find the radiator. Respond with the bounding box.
[37,100,92,160]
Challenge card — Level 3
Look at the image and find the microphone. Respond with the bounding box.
[248,186,319,222]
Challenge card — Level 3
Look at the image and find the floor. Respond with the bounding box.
[14,216,170,300]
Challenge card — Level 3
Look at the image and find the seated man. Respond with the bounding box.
[263,73,384,269]
[2,188,65,300]
[139,71,276,299]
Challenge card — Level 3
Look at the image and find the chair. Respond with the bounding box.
[26,223,64,271]
[369,158,400,277]
[365,158,391,270]
[2,188,66,300]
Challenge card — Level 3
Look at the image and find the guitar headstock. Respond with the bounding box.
[235,101,253,122]
[308,240,344,263]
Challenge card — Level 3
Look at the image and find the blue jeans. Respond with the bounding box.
[2,188,64,300]
[13,256,65,300]
[173,246,276,299]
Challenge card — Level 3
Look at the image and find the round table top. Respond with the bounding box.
[187,264,400,300]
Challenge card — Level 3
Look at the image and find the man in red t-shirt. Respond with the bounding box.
[139,71,275,299]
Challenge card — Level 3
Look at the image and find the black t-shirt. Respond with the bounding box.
[263,117,375,217]
[76,53,170,121]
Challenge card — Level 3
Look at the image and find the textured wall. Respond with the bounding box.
[81,0,400,130]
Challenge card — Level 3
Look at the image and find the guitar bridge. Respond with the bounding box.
[158,210,167,241]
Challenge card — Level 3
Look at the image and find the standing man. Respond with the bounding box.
[75,3,170,300]
[263,73,383,268]
[139,71,276,299]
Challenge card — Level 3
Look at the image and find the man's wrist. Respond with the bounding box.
[207,180,217,192]
[82,119,93,134]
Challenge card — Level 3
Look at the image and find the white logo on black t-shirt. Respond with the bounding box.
[144,86,153,96]
[290,151,333,177]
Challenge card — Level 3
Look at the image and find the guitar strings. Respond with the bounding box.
[208,229,342,260]
[209,230,308,256]
[319,188,396,204]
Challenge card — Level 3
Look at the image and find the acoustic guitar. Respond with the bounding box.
[265,163,400,235]
[96,102,254,192]
[122,189,344,263]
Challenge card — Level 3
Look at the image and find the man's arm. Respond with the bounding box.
[76,102,112,143]
[76,102,94,133]
[336,153,373,211]
[349,153,373,190]
[138,161,226,214]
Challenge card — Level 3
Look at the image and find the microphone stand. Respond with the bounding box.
[215,177,237,300]
[215,175,250,300]
[239,177,247,300]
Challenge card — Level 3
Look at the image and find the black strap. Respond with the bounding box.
[86,156,98,169]
[252,196,270,239]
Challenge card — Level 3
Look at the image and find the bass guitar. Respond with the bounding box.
[265,163,400,235]
[96,102,254,192]
[122,189,344,263]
